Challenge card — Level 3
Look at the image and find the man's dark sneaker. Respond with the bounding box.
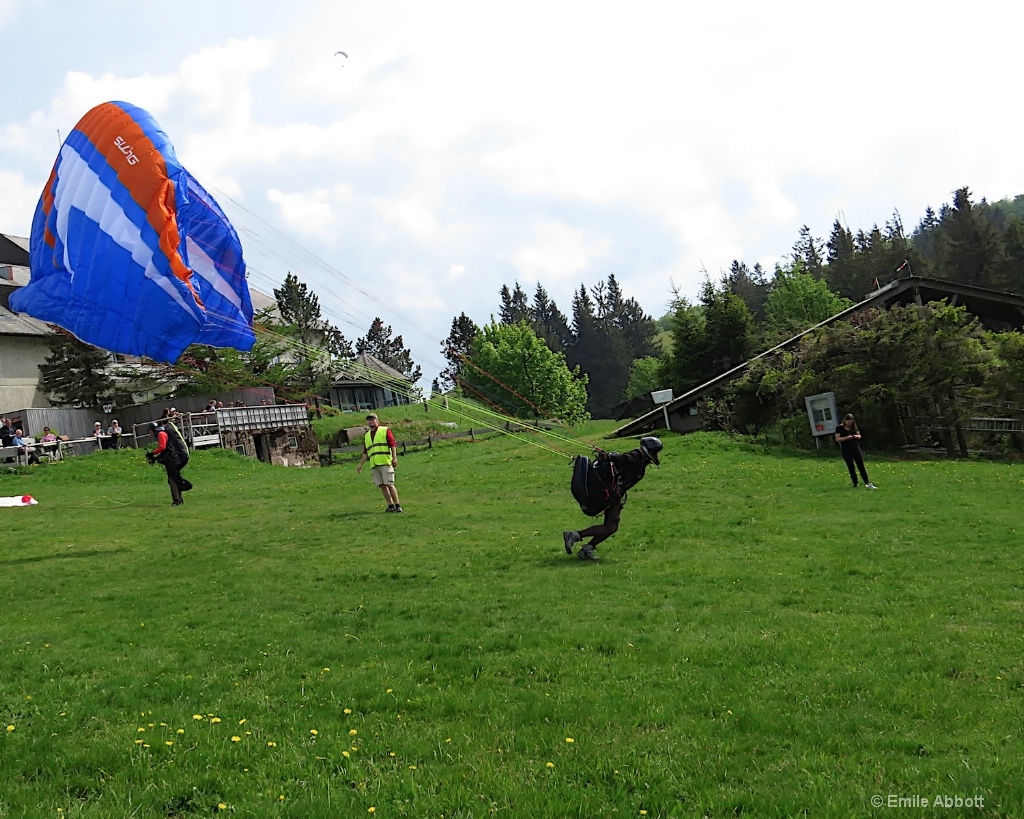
[578,547,598,561]
[394,505,404,512]
[181,480,193,492]
[386,505,396,512]
[171,500,183,506]
[563,530,582,554]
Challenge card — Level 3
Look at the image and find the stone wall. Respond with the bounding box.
[221,426,320,467]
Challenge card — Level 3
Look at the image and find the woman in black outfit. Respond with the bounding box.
[835,414,876,489]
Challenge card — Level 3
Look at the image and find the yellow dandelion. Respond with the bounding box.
[211,717,222,724]
[343,751,350,758]
[349,729,358,736]
[310,729,319,736]
[218,805,227,811]
[6,725,14,732]
[238,718,247,724]
[267,741,277,747]
[231,735,241,742]
[727,710,733,716]
[142,744,150,749]
[323,667,330,672]
[137,727,146,733]
[565,737,575,743]
[343,708,352,715]
[409,765,417,770]
[246,731,252,736]
[640,811,647,816]
[546,762,554,768]
[445,737,452,743]
[279,795,285,801]
[369,809,376,814]
[389,752,396,757]
[159,722,168,727]
[177,729,185,734]
[386,688,393,694]
[165,741,173,747]
[134,739,143,745]
[193,714,203,720]
[148,723,155,728]
[351,746,358,752]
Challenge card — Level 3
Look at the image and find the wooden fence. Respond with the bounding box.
[320,419,557,465]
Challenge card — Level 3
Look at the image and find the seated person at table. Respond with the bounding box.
[12,429,40,465]
[39,427,59,455]
[107,420,124,448]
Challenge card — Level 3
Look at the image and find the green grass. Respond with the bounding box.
[1,430,1022,817]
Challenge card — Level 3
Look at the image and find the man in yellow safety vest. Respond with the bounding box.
[356,413,404,512]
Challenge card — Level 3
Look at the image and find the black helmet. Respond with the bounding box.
[640,436,663,465]
[148,421,160,433]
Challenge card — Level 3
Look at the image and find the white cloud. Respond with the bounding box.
[4,0,1024,387]
[501,220,611,289]
[0,169,37,236]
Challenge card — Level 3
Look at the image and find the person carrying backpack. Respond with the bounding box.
[563,436,662,561]
[145,418,192,506]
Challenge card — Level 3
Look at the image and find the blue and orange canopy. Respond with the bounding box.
[11,101,256,363]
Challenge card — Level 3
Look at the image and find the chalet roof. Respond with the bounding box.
[0,295,50,337]
[332,352,410,384]
[249,288,278,317]
[0,233,29,266]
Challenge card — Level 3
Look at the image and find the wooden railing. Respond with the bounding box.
[320,419,557,464]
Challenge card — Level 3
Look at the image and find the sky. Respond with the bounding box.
[3,0,1024,387]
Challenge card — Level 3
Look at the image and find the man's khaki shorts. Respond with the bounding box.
[371,464,395,486]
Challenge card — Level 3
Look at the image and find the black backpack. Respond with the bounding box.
[570,455,617,516]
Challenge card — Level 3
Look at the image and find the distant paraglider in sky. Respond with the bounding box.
[335,50,348,58]
[10,101,256,364]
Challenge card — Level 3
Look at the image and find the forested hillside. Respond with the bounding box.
[443,186,1024,423]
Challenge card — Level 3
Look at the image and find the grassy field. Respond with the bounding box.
[1,425,1022,818]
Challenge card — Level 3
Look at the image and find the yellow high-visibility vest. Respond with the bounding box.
[364,426,393,467]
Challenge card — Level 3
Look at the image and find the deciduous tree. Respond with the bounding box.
[462,320,589,425]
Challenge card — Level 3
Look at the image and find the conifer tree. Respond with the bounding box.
[272,273,354,401]
[498,283,530,325]
[357,318,423,382]
[39,330,119,408]
[440,312,480,391]
[528,284,572,353]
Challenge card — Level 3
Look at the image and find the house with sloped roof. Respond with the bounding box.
[326,352,414,412]
[0,233,52,410]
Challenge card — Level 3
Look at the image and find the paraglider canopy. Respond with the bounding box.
[10,101,256,364]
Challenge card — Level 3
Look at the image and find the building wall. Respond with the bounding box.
[0,335,51,410]
[220,426,319,467]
